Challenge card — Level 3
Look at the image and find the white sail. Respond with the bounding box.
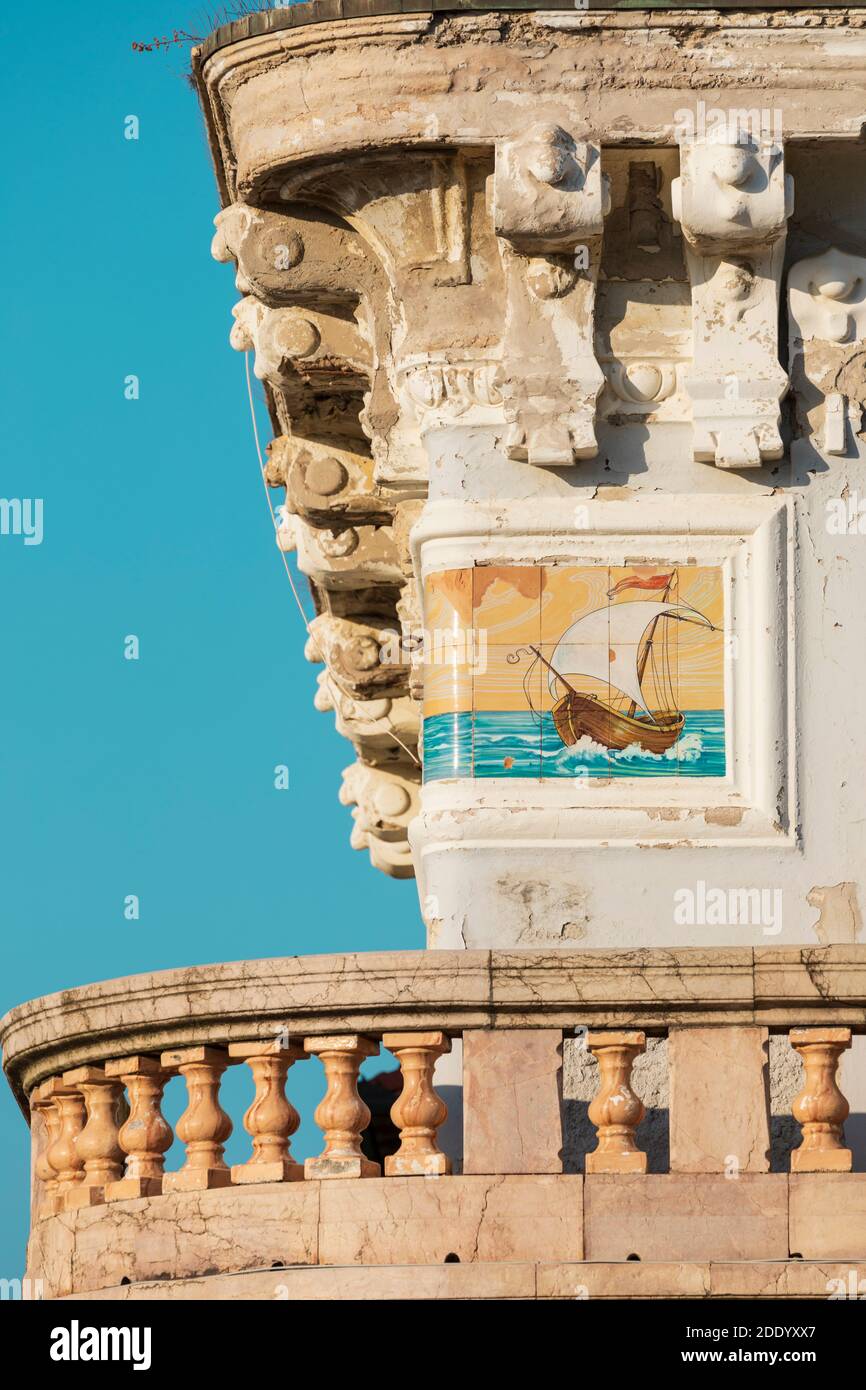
[547,601,711,720]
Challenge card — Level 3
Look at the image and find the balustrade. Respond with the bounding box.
[31,1082,62,1219]
[19,1018,864,1216]
[790,1027,853,1173]
[585,1031,647,1174]
[104,1055,172,1201]
[61,1066,125,1208]
[304,1035,381,1179]
[228,1040,306,1184]
[161,1046,233,1193]
[382,1031,451,1177]
[43,1076,86,1206]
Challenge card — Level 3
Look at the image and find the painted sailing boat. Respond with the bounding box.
[511,570,717,754]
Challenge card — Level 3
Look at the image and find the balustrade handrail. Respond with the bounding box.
[3,946,866,1113]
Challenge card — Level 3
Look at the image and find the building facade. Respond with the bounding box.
[3,4,866,1299]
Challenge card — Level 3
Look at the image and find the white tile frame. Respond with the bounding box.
[410,496,796,848]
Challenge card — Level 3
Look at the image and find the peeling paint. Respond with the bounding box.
[807,882,863,945]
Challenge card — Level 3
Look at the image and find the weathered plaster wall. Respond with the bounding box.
[416,143,866,954]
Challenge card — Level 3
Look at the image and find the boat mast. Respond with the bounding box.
[527,645,581,699]
[626,571,675,719]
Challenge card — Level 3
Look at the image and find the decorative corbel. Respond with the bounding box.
[266,438,393,530]
[229,297,371,396]
[213,203,306,300]
[493,124,610,465]
[672,137,794,469]
[213,201,397,485]
[315,673,419,767]
[307,614,408,702]
[276,154,486,493]
[340,762,419,880]
[212,202,379,309]
[289,515,401,593]
[788,248,866,456]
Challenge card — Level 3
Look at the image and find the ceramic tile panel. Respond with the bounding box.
[422,563,725,782]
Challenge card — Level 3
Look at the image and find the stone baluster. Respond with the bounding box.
[161,1046,233,1192]
[586,1030,647,1174]
[304,1035,380,1178]
[104,1056,173,1200]
[43,1076,87,1201]
[30,1082,63,1219]
[229,1040,306,1183]
[381,1031,451,1176]
[790,1027,853,1173]
[61,1066,125,1208]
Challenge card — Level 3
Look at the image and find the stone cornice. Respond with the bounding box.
[197,4,866,67]
[194,9,866,208]
[3,946,866,1112]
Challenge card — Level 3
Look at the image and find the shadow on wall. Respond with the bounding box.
[561,1034,866,1175]
[358,1038,866,1177]
[562,1036,670,1173]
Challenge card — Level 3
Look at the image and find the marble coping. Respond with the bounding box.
[3,946,866,1114]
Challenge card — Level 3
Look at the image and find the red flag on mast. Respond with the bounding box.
[607,572,673,599]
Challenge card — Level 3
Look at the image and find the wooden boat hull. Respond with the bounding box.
[552,692,684,754]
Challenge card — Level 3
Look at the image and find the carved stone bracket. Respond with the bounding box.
[307,614,407,702]
[212,202,381,310]
[211,187,422,878]
[276,151,491,493]
[282,513,402,594]
[230,296,371,398]
[267,437,392,530]
[494,126,610,465]
[339,762,420,880]
[673,138,794,469]
[315,673,419,767]
[788,248,866,456]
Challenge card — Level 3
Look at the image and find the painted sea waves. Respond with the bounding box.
[423,709,726,782]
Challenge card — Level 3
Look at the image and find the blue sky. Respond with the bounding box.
[0,1,419,1276]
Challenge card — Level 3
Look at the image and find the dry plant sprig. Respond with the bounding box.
[132,1,285,52]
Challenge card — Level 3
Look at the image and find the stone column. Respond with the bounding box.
[30,1083,62,1220]
[62,1066,125,1208]
[104,1055,172,1201]
[43,1077,87,1203]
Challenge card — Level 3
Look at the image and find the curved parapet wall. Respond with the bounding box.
[4,946,866,1299]
[5,945,866,1103]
